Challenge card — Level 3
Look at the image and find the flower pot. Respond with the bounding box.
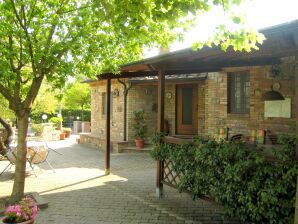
[135,139,144,149]
[59,133,65,140]
[0,216,34,224]
[64,131,71,138]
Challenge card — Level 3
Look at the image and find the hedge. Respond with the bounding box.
[30,109,91,125]
[150,134,297,223]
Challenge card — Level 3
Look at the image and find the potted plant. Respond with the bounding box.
[1,196,38,224]
[59,132,65,140]
[63,128,72,138]
[133,110,147,149]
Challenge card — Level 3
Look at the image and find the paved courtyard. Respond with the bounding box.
[0,136,239,224]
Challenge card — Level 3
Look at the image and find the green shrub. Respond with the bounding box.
[30,124,45,136]
[151,135,298,223]
[133,110,147,139]
[30,109,91,124]
[49,117,63,124]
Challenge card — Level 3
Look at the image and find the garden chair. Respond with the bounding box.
[0,147,36,177]
[26,141,61,173]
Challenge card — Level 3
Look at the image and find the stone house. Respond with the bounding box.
[80,20,298,152]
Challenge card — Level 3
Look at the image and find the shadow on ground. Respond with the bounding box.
[1,137,240,224]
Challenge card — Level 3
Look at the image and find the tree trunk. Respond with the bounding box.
[10,111,29,203]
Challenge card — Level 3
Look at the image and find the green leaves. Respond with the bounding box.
[150,136,298,223]
[0,0,263,111]
[133,110,148,139]
[63,82,90,112]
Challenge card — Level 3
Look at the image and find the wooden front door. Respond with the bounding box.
[176,84,198,135]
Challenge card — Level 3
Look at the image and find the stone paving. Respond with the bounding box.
[0,136,239,224]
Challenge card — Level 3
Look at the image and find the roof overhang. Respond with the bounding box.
[97,20,298,80]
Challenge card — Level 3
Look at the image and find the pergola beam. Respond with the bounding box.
[97,69,219,80]
[97,58,282,81]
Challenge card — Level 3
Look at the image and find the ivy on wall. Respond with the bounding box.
[151,134,298,223]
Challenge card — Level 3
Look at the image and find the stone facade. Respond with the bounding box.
[82,58,297,149]
[204,60,296,138]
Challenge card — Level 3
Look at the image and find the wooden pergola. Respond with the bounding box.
[97,20,298,204]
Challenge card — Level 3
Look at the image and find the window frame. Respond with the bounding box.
[228,71,250,114]
[102,92,113,116]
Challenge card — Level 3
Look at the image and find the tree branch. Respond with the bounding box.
[0,116,13,146]
[0,83,17,108]
[8,35,16,73]
[221,0,226,13]
[10,0,37,75]
[39,0,68,70]
[39,24,57,71]
[23,75,44,109]
[26,0,37,26]
[17,36,24,71]
[0,115,13,155]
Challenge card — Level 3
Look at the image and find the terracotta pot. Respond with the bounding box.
[0,217,34,224]
[64,131,71,138]
[59,133,65,140]
[135,139,144,149]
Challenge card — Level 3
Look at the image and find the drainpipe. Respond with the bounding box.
[117,79,132,141]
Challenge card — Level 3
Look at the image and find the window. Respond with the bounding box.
[102,92,113,115]
[228,71,250,114]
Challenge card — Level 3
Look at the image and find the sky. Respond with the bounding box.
[145,0,298,57]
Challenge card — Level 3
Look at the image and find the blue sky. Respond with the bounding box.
[145,0,298,57]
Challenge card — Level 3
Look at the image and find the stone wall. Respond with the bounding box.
[204,59,296,138]
[90,82,101,137]
[89,79,125,142]
[197,82,206,135]
[127,84,158,142]
[127,82,205,141]
[86,59,296,148]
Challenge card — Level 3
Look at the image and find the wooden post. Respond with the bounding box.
[296,65,298,160]
[105,79,111,175]
[156,68,165,198]
[295,63,298,223]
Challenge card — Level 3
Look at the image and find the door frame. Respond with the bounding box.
[175,84,198,135]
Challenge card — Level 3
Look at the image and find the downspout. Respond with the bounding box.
[117,79,132,141]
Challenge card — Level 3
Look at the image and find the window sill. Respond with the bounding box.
[227,113,250,119]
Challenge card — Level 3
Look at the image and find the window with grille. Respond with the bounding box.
[228,71,250,114]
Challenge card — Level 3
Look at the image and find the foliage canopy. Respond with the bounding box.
[0,0,263,113]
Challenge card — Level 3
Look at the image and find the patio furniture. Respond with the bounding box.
[0,141,62,176]
[26,141,61,173]
[0,147,35,176]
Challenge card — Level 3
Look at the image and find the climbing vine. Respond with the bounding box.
[151,134,298,223]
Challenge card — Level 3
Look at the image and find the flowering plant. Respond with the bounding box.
[3,196,38,223]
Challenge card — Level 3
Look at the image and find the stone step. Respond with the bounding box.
[120,145,152,153]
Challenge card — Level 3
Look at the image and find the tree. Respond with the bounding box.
[0,95,15,122]
[0,0,263,202]
[63,82,90,121]
[31,83,59,116]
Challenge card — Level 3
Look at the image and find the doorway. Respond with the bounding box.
[176,84,198,135]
